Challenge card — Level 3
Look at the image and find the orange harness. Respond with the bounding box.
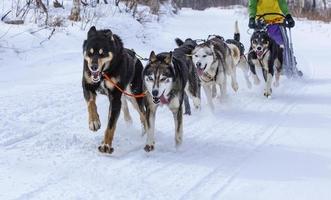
[102,73,147,98]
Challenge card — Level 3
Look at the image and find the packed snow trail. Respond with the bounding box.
[1,7,331,200]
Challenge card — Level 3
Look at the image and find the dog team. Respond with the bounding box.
[82,21,285,154]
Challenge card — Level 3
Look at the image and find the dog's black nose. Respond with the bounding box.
[196,62,201,68]
[91,64,98,71]
[257,46,262,51]
[152,90,159,97]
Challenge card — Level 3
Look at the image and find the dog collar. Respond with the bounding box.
[200,74,214,83]
[199,68,218,83]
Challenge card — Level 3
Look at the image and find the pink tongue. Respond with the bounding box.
[160,94,169,104]
[257,51,263,57]
[92,72,99,79]
[197,69,204,76]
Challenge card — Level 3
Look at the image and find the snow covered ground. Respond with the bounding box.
[1,4,331,200]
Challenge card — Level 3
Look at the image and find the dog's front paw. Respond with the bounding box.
[89,117,101,132]
[144,144,154,152]
[264,88,272,98]
[98,143,114,154]
[232,82,239,92]
[175,135,183,147]
[193,97,201,110]
[184,110,191,115]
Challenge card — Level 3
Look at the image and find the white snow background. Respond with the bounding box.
[1,2,331,200]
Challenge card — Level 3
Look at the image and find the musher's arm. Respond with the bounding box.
[248,0,257,18]
[278,0,290,15]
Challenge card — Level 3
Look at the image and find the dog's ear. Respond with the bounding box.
[149,51,157,62]
[88,26,97,38]
[104,29,114,41]
[164,51,172,65]
[83,40,87,51]
[175,38,184,47]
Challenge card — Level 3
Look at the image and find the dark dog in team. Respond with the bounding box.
[82,26,146,154]
[247,30,283,97]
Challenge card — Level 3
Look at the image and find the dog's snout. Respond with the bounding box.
[152,90,159,97]
[196,62,202,68]
[257,46,262,51]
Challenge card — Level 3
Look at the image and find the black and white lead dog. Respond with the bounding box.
[143,39,201,152]
[191,21,251,109]
[247,30,283,97]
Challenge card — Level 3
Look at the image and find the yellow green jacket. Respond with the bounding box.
[249,0,289,23]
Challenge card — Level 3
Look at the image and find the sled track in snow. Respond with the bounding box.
[179,77,310,199]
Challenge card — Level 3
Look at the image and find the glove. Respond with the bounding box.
[248,17,256,29]
[285,14,295,28]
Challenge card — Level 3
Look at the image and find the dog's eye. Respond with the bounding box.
[147,76,153,81]
[202,55,207,58]
[194,55,198,57]
[252,40,257,45]
[160,77,168,82]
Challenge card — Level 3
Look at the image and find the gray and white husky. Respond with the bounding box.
[192,21,252,110]
[143,39,200,152]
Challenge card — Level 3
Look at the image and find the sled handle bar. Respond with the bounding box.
[256,13,286,20]
[254,13,291,30]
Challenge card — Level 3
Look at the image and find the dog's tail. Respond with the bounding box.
[234,20,240,42]
[175,38,184,47]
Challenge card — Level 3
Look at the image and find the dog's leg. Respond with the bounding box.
[136,97,147,135]
[186,75,201,110]
[264,73,273,98]
[203,84,214,110]
[211,83,217,98]
[274,60,282,88]
[173,107,183,147]
[219,73,227,99]
[121,96,132,123]
[264,63,274,97]
[144,105,156,152]
[129,97,147,135]
[169,98,183,147]
[183,92,191,115]
[274,69,280,88]
[249,62,260,85]
[239,57,252,89]
[230,64,239,92]
[98,92,122,154]
[262,68,268,82]
[86,94,101,132]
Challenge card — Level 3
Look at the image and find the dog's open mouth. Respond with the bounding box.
[91,71,101,83]
[197,64,207,76]
[152,93,169,105]
[256,50,264,59]
[197,69,214,82]
[197,68,204,76]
